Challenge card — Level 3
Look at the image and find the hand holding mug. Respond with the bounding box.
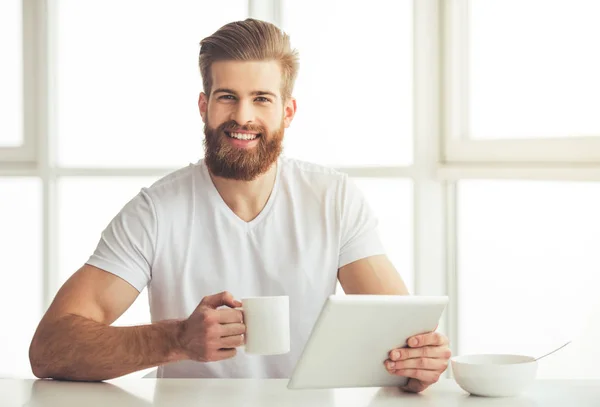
[178,291,245,362]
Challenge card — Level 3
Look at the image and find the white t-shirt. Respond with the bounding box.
[86,156,385,378]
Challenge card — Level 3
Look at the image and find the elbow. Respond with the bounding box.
[31,363,48,379]
[29,327,60,379]
[30,350,65,380]
[29,336,50,379]
[29,350,48,379]
[29,333,104,382]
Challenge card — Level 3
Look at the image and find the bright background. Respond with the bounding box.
[1,0,600,380]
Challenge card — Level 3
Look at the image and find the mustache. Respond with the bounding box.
[218,120,266,134]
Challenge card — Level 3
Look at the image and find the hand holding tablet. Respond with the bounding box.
[288,295,449,389]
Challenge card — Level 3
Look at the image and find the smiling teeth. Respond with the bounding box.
[230,132,257,140]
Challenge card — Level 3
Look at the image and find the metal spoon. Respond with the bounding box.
[535,341,572,362]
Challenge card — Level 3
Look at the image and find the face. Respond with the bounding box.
[199,60,296,181]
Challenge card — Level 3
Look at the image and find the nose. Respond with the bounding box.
[231,99,255,125]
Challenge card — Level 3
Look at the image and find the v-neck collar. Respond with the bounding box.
[201,159,281,231]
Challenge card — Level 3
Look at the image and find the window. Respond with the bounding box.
[443,0,600,163]
[469,0,600,140]
[445,1,600,380]
[0,178,42,378]
[353,179,414,291]
[0,0,23,148]
[281,0,413,167]
[55,0,247,168]
[457,180,600,379]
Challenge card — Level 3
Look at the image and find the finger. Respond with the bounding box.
[407,332,448,348]
[215,308,244,324]
[392,368,440,384]
[214,348,237,360]
[220,322,246,337]
[400,378,428,393]
[200,291,242,309]
[392,357,448,371]
[219,334,245,349]
[389,346,451,361]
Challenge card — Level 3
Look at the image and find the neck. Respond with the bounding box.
[208,162,278,222]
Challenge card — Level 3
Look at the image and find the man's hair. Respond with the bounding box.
[199,18,299,100]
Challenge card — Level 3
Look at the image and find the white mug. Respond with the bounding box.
[240,296,290,355]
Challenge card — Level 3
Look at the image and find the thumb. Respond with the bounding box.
[200,291,242,309]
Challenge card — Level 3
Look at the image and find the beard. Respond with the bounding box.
[203,119,284,181]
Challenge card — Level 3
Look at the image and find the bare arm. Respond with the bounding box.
[29,264,186,381]
[338,254,410,295]
[29,265,245,381]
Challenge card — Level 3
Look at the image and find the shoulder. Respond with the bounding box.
[134,161,206,215]
[279,156,348,188]
[142,161,204,199]
[148,162,200,191]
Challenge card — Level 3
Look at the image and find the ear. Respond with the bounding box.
[198,92,208,123]
[283,97,297,128]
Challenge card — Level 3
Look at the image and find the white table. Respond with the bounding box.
[2,378,599,406]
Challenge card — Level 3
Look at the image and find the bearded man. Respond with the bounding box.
[29,18,450,394]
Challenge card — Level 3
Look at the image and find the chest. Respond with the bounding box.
[149,200,340,320]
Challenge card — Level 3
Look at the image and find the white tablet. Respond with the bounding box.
[287,294,449,389]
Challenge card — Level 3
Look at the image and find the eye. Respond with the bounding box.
[255,96,271,103]
[218,95,236,101]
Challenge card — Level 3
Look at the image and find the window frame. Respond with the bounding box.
[0,0,38,163]
[441,0,600,165]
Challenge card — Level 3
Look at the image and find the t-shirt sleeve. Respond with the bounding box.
[338,176,386,268]
[85,188,156,292]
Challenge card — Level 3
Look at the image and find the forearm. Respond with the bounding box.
[29,314,187,381]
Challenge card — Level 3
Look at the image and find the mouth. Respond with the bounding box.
[225,131,261,141]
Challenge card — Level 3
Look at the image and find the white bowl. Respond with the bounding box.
[451,354,537,397]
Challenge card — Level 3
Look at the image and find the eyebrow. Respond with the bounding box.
[212,88,278,98]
